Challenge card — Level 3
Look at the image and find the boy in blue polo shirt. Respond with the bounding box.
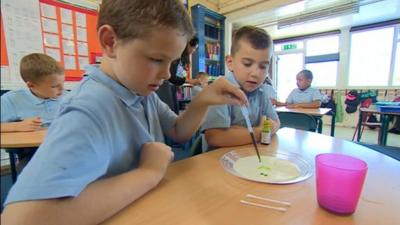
[285,69,322,108]
[202,26,280,149]
[1,53,65,132]
[2,1,247,224]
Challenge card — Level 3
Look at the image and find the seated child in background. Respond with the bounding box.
[263,75,277,105]
[191,72,209,97]
[2,1,248,224]
[1,53,65,132]
[285,69,322,109]
[202,26,280,149]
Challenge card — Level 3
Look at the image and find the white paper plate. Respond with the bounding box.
[220,149,313,184]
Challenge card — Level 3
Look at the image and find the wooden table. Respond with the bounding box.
[0,129,47,182]
[102,128,400,225]
[357,107,400,146]
[275,107,334,136]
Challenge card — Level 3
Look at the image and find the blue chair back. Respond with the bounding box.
[278,112,318,132]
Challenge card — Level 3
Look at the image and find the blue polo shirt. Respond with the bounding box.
[5,65,178,205]
[286,87,322,104]
[262,84,277,99]
[201,72,278,150]
[1,89,62,124]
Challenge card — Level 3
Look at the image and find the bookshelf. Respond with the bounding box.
[191,4,225,78]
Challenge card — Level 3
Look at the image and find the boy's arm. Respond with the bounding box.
[1,117,42,132]
[166,77,247,143]
[286,100,321,109]
[274,101,287,106]
[205,116,279,147]
[2,142,173,225]
[270,118,280,134]
[205,126,262,147]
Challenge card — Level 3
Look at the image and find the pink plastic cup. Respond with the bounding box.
[315,153,368,215]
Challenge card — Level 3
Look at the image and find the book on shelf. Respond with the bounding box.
[205,43,220,61]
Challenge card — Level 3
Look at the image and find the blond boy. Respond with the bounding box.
[1,53,64,132]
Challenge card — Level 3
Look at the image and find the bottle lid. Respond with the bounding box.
[263,118,271,131]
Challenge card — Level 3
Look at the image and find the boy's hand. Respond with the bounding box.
[194,77,248,107]
[252,115,267,142]
[138,142,174,179]
[258,115,267,128]
[16,117,42,132]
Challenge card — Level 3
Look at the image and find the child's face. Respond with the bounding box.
[296,73,311,90]
[27,74,65,99]
[198,75,208,86]
[226,40,270,92]
[105,28,187,96]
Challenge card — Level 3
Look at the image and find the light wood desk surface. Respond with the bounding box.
[275,106,332,116]
[0,129,47,148]
[102,128,400,225]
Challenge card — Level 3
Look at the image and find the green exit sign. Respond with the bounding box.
[282,44,297,51]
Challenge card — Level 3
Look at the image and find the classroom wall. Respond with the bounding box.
[0,0,101,91]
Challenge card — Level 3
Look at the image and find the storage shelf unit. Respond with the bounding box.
[191,4,225,78]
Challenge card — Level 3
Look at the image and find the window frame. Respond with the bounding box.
[347,24,399,88]
[273,32,340,89]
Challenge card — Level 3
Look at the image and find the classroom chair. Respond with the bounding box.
[156,81,179,114]
[189,133,203,156]
[352,111,382,144]
[278,112,318,132]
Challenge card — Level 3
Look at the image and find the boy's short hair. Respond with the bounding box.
[299,69,313,80]
[98,0,194,42]
[231,26,272,56]
[20,53,64,83]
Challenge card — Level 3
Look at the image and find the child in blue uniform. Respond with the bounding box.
[285,69,322,108]
[2,1,247,224]
[202,26,280,149]
[1,53,65,132]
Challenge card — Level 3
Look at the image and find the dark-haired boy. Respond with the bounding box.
[202,26,280,149]
[286,69,322,109]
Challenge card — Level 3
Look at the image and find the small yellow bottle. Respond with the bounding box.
[261,119,271,145]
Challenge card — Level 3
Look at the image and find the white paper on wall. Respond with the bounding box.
[61,8,73,24]
[43,33,60,48]
[1,66,11,83]
[76,27,87,42]
[75,12,86,27]
[63,55,76,69]
[62,24,74,40]
[1,0,44,86]
[42,17,58,33]
[40,3,56,19]
[77,42,88,56]
[45,48,61,61]
[78,56,89,70]
[62,39,75,55]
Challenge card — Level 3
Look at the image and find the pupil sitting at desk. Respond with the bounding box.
[1,53,65,132]
[202,26,280,149]
[281,69,322,109]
